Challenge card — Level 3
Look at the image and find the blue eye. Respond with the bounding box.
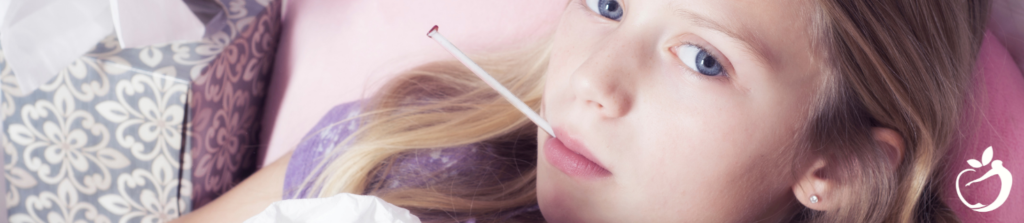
[586,0,623,21]
[677,44,724,76]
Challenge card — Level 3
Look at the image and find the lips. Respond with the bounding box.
[544,129,611,178]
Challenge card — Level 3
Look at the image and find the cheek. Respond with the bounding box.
[615,96,801,220]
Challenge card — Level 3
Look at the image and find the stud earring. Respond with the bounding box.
[810,195,819,204]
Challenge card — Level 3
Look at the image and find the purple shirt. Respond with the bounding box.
[282,101,542,221]
[282,101,363,199]
[284,101,501,198]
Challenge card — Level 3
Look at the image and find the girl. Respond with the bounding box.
[176,0,992,222]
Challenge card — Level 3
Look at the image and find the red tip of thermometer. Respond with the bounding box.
[427,25,439,37]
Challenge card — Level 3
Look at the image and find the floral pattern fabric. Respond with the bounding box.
[188,0,280,209]
[0,0,279,222]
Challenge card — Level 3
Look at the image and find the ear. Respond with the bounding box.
[792,158,832,211]
[792,127,905,211]
[871,127,905,169]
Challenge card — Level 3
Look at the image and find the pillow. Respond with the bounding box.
[943,31,1024,221]
[988,0,1024,76]
[260,0,568,166]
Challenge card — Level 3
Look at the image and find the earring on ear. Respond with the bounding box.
[810,195,819,204]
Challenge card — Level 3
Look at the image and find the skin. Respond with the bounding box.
[168,151,290,223]
[536,0,826,222]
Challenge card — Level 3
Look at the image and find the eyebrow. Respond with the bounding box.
[674,9,779,70]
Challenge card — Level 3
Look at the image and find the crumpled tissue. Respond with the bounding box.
[0,0,205,93]
[245,193,422,223]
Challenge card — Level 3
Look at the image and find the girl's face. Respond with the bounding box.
[537,0,824,221]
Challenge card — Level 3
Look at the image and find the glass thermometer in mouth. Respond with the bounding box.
[427,25,556,138]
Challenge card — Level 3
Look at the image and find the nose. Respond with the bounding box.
[570,37,645,119]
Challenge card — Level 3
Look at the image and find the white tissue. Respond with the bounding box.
[0,0,204,93]
[1,0,114,93]
[245,193,422,223]
[110,0,205,49]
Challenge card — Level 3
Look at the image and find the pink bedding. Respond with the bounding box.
[943,31,1024,222]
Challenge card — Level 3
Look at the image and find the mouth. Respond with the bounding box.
[544,128,611,179]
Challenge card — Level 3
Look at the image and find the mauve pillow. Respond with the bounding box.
[943,31,1024,222]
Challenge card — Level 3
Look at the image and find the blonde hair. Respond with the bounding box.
[803,0,990,222]
[298,0,991,222]
[295,41,552,222]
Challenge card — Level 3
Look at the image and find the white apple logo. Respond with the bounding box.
[956,146,1012,212]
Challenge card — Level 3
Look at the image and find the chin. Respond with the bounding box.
[536,132,591,223]
[536,162,586,223]
[538,195,585,223]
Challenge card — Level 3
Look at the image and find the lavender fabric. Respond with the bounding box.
[282,101,543,221]
[282,101,363,199]
[283,101,495,198]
